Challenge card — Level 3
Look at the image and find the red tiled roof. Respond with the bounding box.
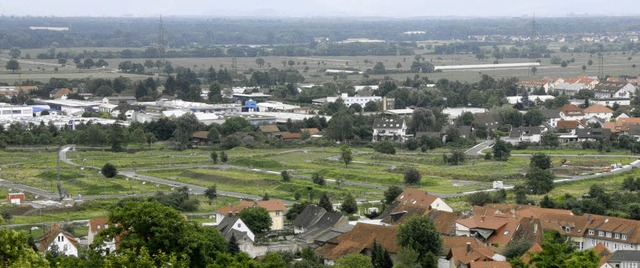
[315,223,398,260]
[258,125,280,133]
[281,132,302,139]
[557,120,579,129]
[215,199,286,215]
[300,128,320,135]
[89,218,109,233]
[191,131,209,140]
[470,261,512,268]
[583,104,614,114]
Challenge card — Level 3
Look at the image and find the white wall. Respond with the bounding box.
[48,233,78,257]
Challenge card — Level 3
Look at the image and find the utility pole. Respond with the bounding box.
[158,16,166,65]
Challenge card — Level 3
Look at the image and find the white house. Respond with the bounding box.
[583,104,614,121]
[330,93,382,107]
[372,117,410,142]
[38,224,79,257]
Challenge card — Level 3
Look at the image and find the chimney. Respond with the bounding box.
[466,242,472,254]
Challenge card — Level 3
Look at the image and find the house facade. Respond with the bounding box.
[87,218,117,254]
[372,118,410,142]
[38,224,79,257]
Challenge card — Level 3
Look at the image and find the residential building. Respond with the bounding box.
[592,82,636,99]
[293,205,328,234]
[378,188,454,225]
[559,104,585,120]
[503,127,545,145]
[604,250,640,268]
[372,117,410,142]
[315,223,399,266]
[576,128,611,142]
[215,199,287,231]
[38,224,79,257]
[88,218,117,254]
[294,209,348,244]
[257,124,281,138]
[583,104,615,121]
[446,243,507,268]
[49,88,72,99]
[215,216,261,257]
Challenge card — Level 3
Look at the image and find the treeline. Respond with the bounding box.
[3,16,640,49]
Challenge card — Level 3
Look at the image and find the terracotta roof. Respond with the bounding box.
[559,104,583,115]
[315,223,398,260]
[442,236,484,254]
[38,224,79,252]
[378,188,450,225]
[258,124,280,133]
[281,132,302,139]
[583,104,614,114]
[89,218,109,233]
[593,242,611,257]
[540,213,590,238]
[300,128,320,135]
[521,243,543,263]
[191,131,209,140]
[257,199,287,211]
[470,261,512,268]
[447,245,498,266]
[604,117,640,133]
[556,120,580,130]
[427,210,461,236]
[585,215,640,243]
[215,199,286,215]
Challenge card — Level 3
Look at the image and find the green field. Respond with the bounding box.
[3,42,640,84]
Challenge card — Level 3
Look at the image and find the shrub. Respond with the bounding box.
[101,163,118,178]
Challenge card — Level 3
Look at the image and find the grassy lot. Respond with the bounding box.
[512,148,635,156]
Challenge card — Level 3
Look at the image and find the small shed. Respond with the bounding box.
[8,192,25,204]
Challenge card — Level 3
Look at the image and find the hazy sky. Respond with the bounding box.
[1,0,637,18]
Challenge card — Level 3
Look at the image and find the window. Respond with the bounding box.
[615,233,620,239]
[622,234,628,240]
[599,231,605,237]
[606,232,612,238]
[565,226,571,233]
[63,244,68,251]
[237,223,241,228]
[276,210,281,216]
[588,230,594,235]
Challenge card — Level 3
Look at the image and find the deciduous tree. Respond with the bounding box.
[238,207,272,236]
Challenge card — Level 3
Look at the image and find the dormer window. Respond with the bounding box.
[599,231,605,237]
[588,230,594,235]
[622,234,628,240]
[615,233,620,239]
[565,226,571,233]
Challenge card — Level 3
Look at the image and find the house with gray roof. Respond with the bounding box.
[605,250,640,267]
[293,205,327,234]
[372,117,410,142]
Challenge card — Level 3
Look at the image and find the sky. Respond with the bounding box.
[0,0,637,18]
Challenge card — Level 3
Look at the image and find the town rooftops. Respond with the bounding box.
[559,104,583,115]
[556,120,582,130]
[469,261,512,268]
[607,250,640,263]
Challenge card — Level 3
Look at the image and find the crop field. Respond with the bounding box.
[3,42,640,84]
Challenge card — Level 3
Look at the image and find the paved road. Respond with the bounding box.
[0,179,59,199]
[465,140,495,156]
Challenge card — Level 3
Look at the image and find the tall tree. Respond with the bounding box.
[109,123,127,152]
[173,113,200,150]
[397,216,442,267]
[340,145,353,167]
[526,168,555,195]
[204,185,217,205]
[492,139,511,161]
[318,193,333,212]
[384,186,403,204]
[0,228,50,267]
[5,59,20,73]
[372,240,393,268]
[530,153,552,170]
[340,193,358,214]
[238,207,272,236]
[227,234,240,255]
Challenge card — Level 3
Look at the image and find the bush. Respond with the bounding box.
[101,163,118,178]
[312,172,326,186]
[374,141,396,154]
[404,167,421,185]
